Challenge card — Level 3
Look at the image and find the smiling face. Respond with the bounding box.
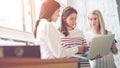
[88,13,100,31]
[65,13,77,30]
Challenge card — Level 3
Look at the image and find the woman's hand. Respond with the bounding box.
[111,42,118,54]
[91,54,102,60]
[83,45,90,52]
[77,45,89,53]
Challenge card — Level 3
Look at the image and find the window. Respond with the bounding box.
[0,0,40,32]
[0,0,23,31]
[0,0,42,45]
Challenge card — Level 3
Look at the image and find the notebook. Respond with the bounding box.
[0,46,40,58]
[72,34,115,60]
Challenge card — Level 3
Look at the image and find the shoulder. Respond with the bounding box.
[84,30,92,36]
[58,31,65,38]
[73,29,84,35]
[84,30,94,41]
[41,19,54,28]
[37,19,56,33]
[71,29,84,37]
[74,29,83,32]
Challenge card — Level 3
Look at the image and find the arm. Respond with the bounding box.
[111,42,118,54]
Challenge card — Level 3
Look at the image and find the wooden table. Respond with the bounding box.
[0,58,80,68]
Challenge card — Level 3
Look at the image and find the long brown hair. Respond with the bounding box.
[59,6,77,37]
[34,0,60,38]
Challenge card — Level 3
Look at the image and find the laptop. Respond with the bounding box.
[0,46,40,58]
[72,34,115,60]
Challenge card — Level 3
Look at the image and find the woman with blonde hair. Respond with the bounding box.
[85,9,118,68]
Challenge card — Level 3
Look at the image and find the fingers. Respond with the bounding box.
[95,54,102,59]
[77,45,89,53]
[77,45,85,53]
[91,54,102,60]
[84,45,90,52]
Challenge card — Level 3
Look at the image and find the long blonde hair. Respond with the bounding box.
[88,9,107,35]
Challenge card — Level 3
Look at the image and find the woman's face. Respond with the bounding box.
[65,13,77,30]
[51,8,60,22]
[88,14,100,30]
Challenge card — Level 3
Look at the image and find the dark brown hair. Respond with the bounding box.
[34,0,60,38]
[59,6,77,37]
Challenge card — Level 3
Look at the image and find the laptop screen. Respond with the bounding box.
[0,46,40,58]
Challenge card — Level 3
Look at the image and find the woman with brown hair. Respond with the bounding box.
[59,6,88,51]
[34,0,87,59]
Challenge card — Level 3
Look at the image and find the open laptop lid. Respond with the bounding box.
[71,34,115,60]
[87,34,114,59]
[0,46,40,58]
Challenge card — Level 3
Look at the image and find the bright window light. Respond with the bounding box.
[0,0,23,31]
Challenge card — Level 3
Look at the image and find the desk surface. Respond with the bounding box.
[0,58,78,66]
[0,58,88,68]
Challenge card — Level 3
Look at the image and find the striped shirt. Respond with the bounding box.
[59,29,87,48]
[61,37,87,48]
